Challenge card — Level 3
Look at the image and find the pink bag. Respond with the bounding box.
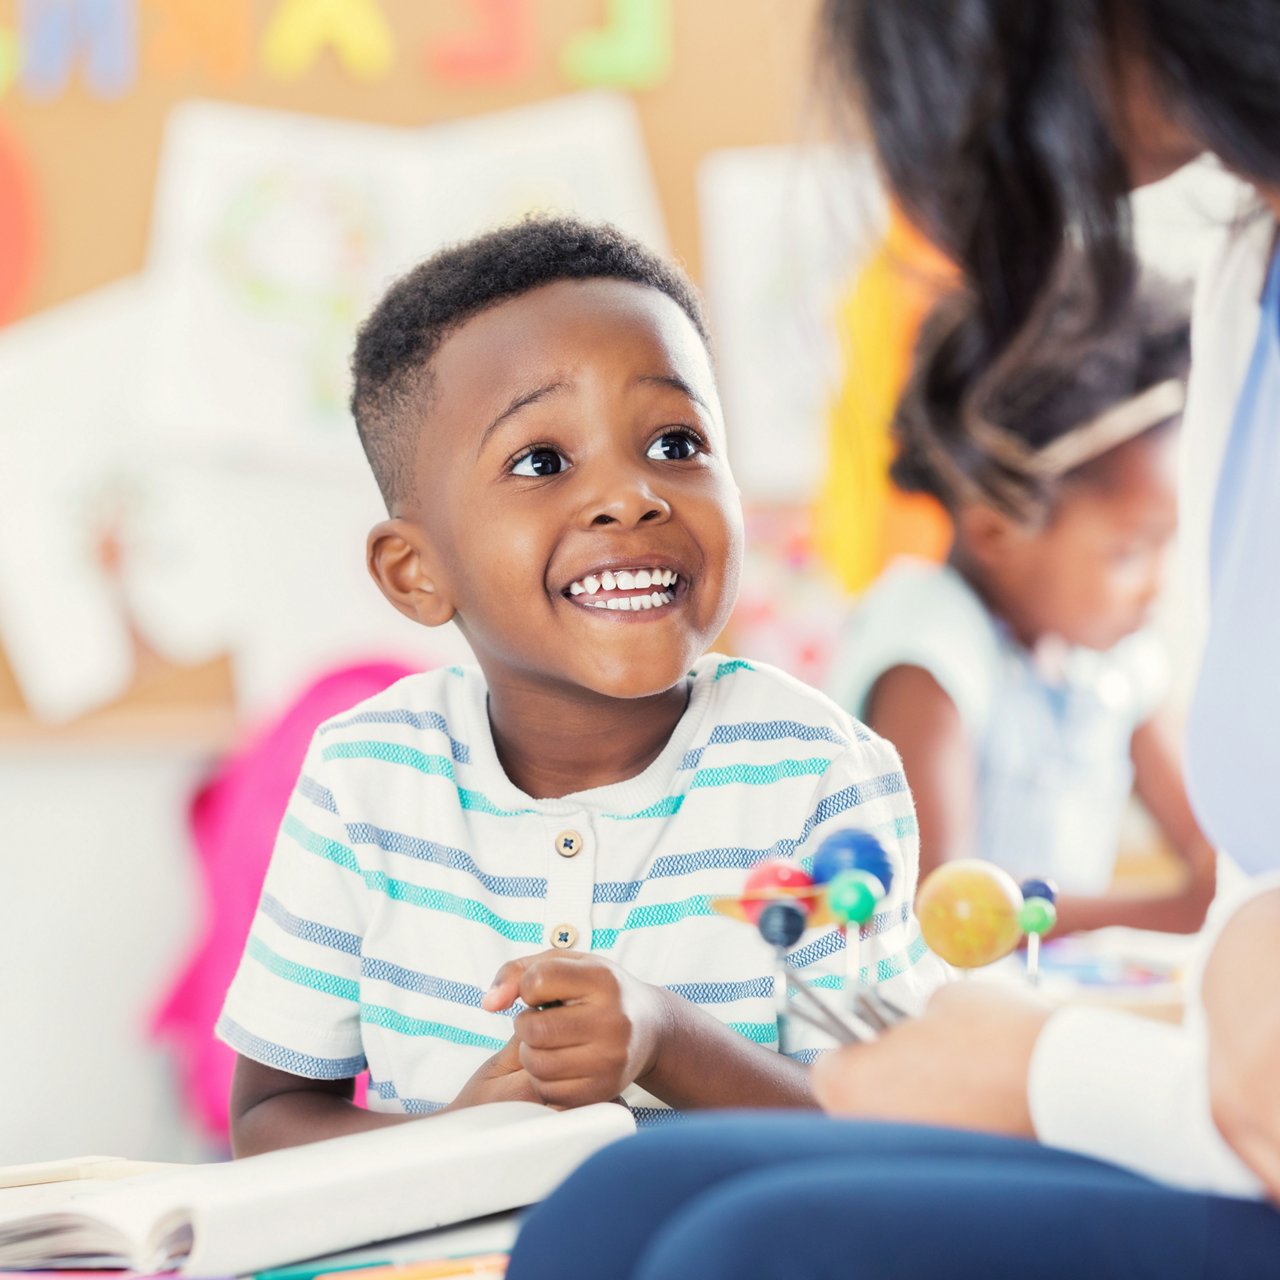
[151,661,418,1139]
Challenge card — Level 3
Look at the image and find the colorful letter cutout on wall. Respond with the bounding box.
[146,0,252,82]
[261,0,394,82]
[561,0,670,90]
[428,0,532,81]
[20,0,138,99]
[0,122,38,324]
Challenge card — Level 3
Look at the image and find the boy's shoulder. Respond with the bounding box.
[692,652,886,757]
[313,663,484,740]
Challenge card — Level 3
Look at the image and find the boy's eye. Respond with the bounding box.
[512,448,568,477]
[647,431,700,461]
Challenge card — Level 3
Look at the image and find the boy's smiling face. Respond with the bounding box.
[378,278,743,702]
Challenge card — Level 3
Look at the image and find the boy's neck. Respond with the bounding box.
[485,675,692,800]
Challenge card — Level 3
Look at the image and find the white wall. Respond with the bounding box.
[0,744,221,1164]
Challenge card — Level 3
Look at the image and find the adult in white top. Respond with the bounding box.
[809,0,1280,1210]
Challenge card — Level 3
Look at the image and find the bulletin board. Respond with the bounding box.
[1,0,823,318]
[0,0,829,741]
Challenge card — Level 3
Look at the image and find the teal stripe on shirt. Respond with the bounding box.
[359,1002,507,1052]
[806,933,932,987]
[319,741,534,818]
[245,935,359,1002]
[602,757,836,822]
[281,814,543,943]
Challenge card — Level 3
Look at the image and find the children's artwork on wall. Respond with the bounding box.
[142,92,665,471]
[142,101,436,468]
[698,145,886,504]
[412,89,668,253]
[0,270,469,724]
[20,0,138,100]
[560,0,671,90]
[0,280,146,720]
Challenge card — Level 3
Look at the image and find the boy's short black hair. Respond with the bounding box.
[351,215,710,510]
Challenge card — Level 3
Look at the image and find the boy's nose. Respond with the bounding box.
[580,466,672,528]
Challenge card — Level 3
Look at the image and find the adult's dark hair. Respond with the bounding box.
[351,216,708,510]
[893,265,1190,517]
[820,0,1280,470]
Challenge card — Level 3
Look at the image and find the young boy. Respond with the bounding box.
[218,217,944,1154]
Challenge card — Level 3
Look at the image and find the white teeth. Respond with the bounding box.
[568,568,679,601]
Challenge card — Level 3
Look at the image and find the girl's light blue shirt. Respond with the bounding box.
[828,559,1167,893]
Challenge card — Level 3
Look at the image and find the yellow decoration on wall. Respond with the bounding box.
[261,0,395,81]
[813,208,955,595]
[0,27,18,96]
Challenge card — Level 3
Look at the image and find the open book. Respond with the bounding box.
[0,1101,634,1277]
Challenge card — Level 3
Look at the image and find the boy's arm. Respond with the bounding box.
[230,1036,544,1156]
[485,952,816,1111]
[1050,715,1216,936]
[864,664,975,876]
[229,1057,410,1157]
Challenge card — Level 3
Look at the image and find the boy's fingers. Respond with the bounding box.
[517,952,609,1009]
[514,1000,600,1050]
[482,952,552,1011]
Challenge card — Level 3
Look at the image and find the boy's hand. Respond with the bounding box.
[483,951,669,1108]
[811,981,1050,1136]
[449,1033,543,1110]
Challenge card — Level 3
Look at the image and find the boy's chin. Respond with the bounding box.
[575,653,700,703]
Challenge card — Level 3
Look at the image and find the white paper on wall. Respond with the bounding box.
[217,467,474,720]
[143,93,667,471]
[416,90,668,253]
[698,145,886,503]
[143,101,440,467]
[0,281,144,721]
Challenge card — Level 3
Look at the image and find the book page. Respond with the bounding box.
[0,1102,634,1276]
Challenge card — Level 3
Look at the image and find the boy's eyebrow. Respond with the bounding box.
[637,373,709,411]
[479,381,570,451]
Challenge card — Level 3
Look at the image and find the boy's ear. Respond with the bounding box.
[367,519,455,627]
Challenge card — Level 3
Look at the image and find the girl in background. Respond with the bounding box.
[829,271,1217,936]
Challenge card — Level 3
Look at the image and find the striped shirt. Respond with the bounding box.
[218,654,944,1123]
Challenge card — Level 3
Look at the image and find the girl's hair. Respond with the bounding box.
[819,0,1280,486]
[893,266,1190,517]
